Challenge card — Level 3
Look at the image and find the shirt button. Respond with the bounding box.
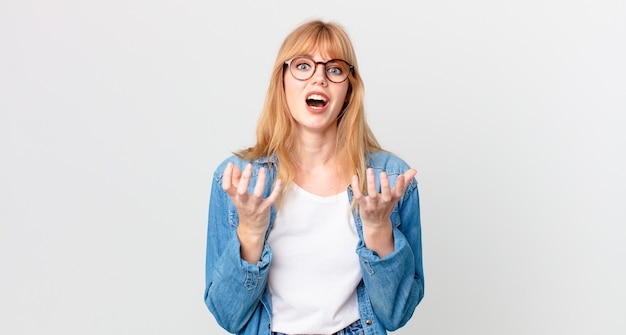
[365,319,373,325]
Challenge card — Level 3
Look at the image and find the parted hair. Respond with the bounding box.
[235,20,382,197]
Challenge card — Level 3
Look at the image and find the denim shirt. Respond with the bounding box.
[204,151,424,335]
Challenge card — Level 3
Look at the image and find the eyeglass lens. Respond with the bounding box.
[289,57,351,83]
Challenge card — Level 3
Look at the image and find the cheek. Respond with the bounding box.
[284,75,306,103]
[335,85,350,103]
[283,77,299,113]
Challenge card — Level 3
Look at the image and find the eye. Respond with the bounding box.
[327,65,343,75]
[294,59,313,71]
[327,61,348,75]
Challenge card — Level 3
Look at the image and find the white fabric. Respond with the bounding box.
[267,184,361,334]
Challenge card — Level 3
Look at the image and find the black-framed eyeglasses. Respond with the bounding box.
[284,56,354,83]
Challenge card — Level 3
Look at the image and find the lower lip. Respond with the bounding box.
[306,103,329,114]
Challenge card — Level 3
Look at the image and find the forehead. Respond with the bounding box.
[292,37,347,60]
[298,50,337,61]
[293,50,346,63]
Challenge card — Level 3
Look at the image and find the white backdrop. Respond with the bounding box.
[1,1,625,334]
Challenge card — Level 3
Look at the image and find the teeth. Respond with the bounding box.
[307,94,327,102]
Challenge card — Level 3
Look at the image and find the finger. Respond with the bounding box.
[393,174,406,198]
[379,171,392,201]
[253,167,266,197]
[222,162,233,192]
[404,168,417,182]
[265,179,283,205]
[366,168,377,196]
[231,165,242,189]
[351,174,363,200]
[392,168,417,197]
[237,164,253,196]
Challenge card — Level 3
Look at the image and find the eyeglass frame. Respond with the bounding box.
[284,56,354,83]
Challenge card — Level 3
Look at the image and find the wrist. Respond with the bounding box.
[237,226,266,263]
[362,222,394,257]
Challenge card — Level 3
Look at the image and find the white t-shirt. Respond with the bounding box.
[267,184,362,334]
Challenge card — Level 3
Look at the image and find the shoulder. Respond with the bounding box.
[366,150,412,174]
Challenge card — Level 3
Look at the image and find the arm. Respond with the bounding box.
[204,161,280,333]
[356,176,424,330]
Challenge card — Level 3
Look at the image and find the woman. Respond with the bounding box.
[204,20,424,335]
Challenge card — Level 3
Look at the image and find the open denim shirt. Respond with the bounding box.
[204,151,424,335]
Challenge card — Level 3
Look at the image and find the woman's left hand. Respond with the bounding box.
[351,168,416,256]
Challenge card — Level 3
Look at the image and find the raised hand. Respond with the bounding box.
[351,168,417,257]
[222,162,283,262]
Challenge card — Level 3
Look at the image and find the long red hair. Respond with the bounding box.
[236,20,382,199]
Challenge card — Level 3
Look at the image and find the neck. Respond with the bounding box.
[291,128,351,195]
[292,128,338,168]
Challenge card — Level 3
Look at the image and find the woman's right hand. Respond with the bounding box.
[222,162,282,263]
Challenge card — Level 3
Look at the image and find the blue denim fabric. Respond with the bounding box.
[204,151,424,335]
[271,319,364,335]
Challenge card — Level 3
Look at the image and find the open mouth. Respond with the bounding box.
[306,94,329,109]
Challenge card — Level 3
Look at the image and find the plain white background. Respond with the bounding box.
[1,1,625,334]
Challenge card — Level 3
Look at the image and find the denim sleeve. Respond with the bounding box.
[356,179,424,331]
[204,170,271,333]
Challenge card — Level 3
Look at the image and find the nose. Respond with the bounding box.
[311,63,328,85]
